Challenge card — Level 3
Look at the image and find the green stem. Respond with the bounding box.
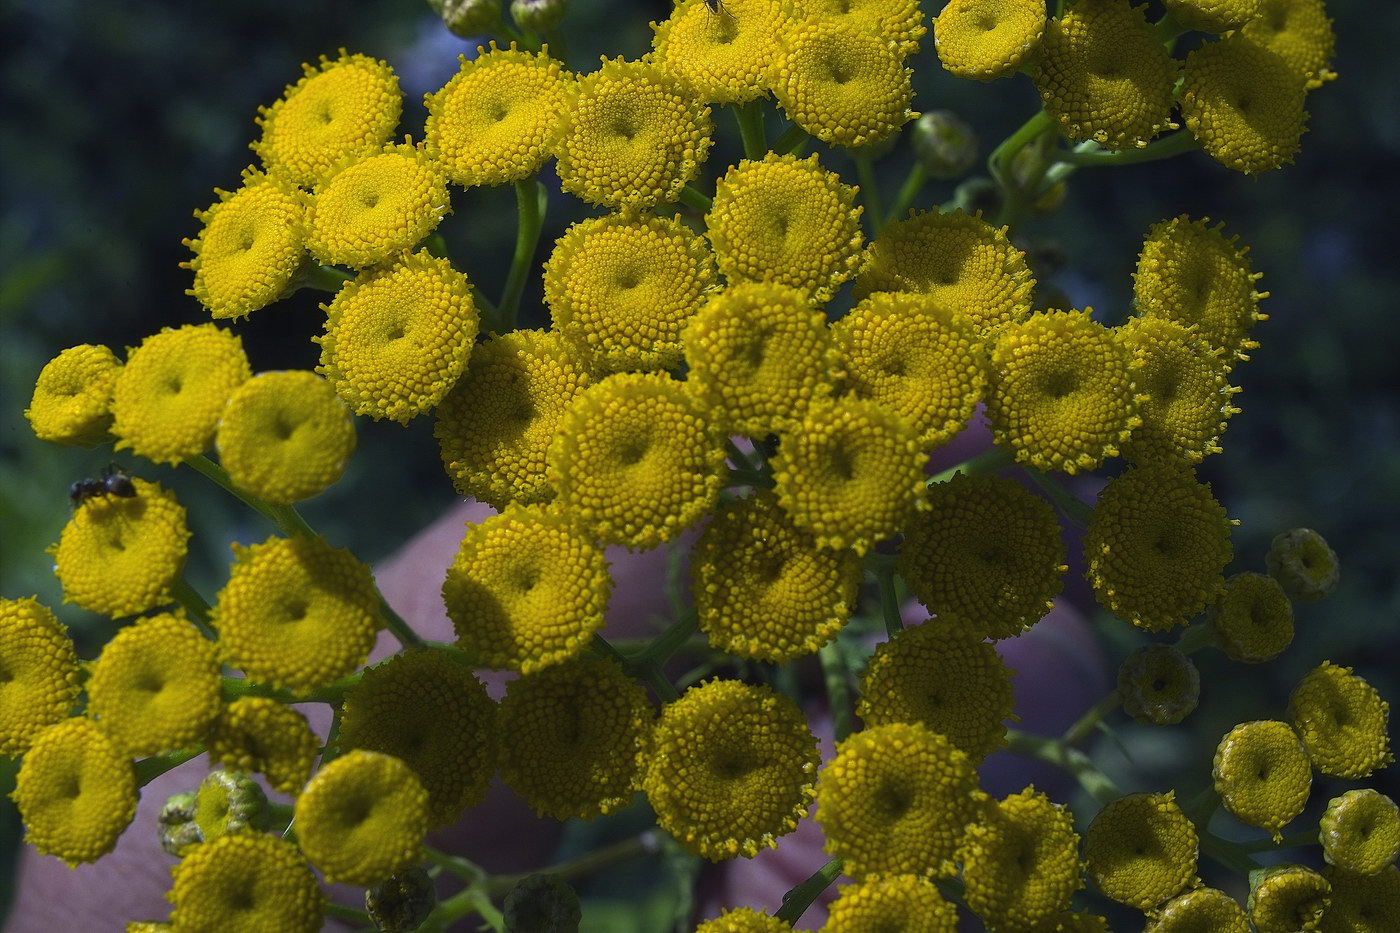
[487,833,658,896]
[733,101,767,160]
[819,642,854,742]
[1053,130,1199,167]
[727,467,776,489]
[1005,730,1121,804]
[379,594,422,647]
[1201,831,1263,876]
[1155,11,1190,47]
[1020,466,1094,528]
[641,662,681,702]
[422,232,449,258]
[591,632,633,667]
[133,745,203,786]
[170,577,216,638]
[324,902,372,924]
[874,563,903,637]
[495,178,546,332]
[1239,830,1317,853]
[883,162,929,226]
[185,454,285,530]
[319,707,344,769]
[474,287,499,326]
[988,110,1052,186]
[424,846,488,883]
[771,123,809,155]
[1181,783,1220,830]
[679,184,712,212]
[725,439,759,473]
[775,857,843,923]
[855,155,884,235]
[1173,621,1216,657]
[925,447,1015,486]
[291,262,353,295]
[639,611,700,667]
[1062,690,1120,746]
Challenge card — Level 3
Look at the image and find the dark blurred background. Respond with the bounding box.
[2,0,1396,928]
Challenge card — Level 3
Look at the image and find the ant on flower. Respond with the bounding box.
[702,0,732,17]
[68,464,137,509]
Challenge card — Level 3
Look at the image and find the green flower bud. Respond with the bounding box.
[1248,864,1329,933]
[157,791,202,857]
[511,0,568,32]
[429,0,502,38]
[1321,789,1400,876]
[193,770,269,842]
[1011,146,1065,214]
[911,111,977,180]
[365,866,437,933]
[1266,528,1339,602]
[954,176,1001,217]
[1118,644,1200,726]
[504,873,581,933]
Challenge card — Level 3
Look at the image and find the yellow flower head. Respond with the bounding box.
[899,473,1066,639]
[825,875,958,932]
[168,831,325,933]
[1241,0,1337,88]
[787,0,929,59]
[548,372,725,549]
[111,324,251,465]
[207,697,319,796]
[315,249,478,423]
[832,292,985,450]
[772,397,927,554]
[294,750,429,885]
[1149,887,1251,933]
[555,57,714,209]
[215,370,356,505]
[642,679,819,860]
[0,597,80,756]
[961,788,1082,929]
[817,721,980,880]
[1321,789,1400,877]
[51,477,190,618]
[1133,216,1268,366]
[182,169,304,321]
[1321,864,1400,933]
[498,657,652,820]
[253,51,401,189]
[682,282,838,436]
[1248,863,1329,933]
[1117,644,1200,726]
[12,717,137,866]
[85,612,220,757]
[1034,0,1179,149]
[986,309,1143,474]
[1118,317,1239,464]
[338,648,498,826]
[857,618,1016,761]
[1209,571,1294,663]
[1164,0,1260,33]
[1289,662,1393,779]
[705,153,865,303]
[692,492,862,662]
[1083,791,1198,911]
[695,908,793,933]
[1212,720,1311,841]
[772,19,916,148]
[426,43,576,187]
[26,344,122,447]
[651,0,792,103]
[1084,463,1234,631]
[212,534,381,693]
[934,0,1047,82]
[544,212,718,372]
[1267,527,1338,603]
[1182,35,1309,175]
[304,142,450,269]
[853,210,1035,335]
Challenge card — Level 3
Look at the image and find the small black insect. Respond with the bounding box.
[702,0,731,16]
[69,464,137,509]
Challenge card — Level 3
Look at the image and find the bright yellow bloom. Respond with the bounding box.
[0,597,80,756]
[788,0,928,59]
[1321,864,1400,933]
[1118,317,1239,464]
[1249,863,1330,933]
[1117,644,1200,726]
[1321,789,1400,876]
[207,697,319,796]
[650,0,792,103]
[168,831,325,933]
[1213,720,1311,841]
[961,788,1081,929]
[1267,527,1339,602]
[1149,887,1250,933]
[695,908,792,933]
[1209,572,1294,663]
[26,344,122,447]
[50,477,190,618]
[705,153,865,303]
[1182,35,1309,175]
[253,51,401,189]
[642,679,819,860]
[1289,662,1393,779]
[1083,792,1198,911]
[111,324,251,465]
[824,875,957,932]
[13,717,137,866]
[315,249,478,423]
[934,0,1047,81]
[1241,0,1337,88]
[1164,0,1260,32]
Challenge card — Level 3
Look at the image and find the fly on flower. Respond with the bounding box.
[702,0,731,17]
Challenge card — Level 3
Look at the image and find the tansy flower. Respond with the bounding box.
[0,597,80,756]
[1118,318,1239,464]
[771,19,916,148]
[1118,644,1201,726]
[642,679,819,860]
[853,210,1035,335]
[555,57,713,209]
[543,212,718,372]
[1249,864,1330,933]
[212,534,381,694]
[1083,792,1198,911]
[207,697,319,796]
[817,721,980,880]
[1164,0,1261,33]
[934,0,1047,81]
[705,153,865,303]
[787,0,929,59]
[682,282,837,436]
[498,657,652,820]
[650,0,792,103]
[831,292,985,450]
[50,477,190,618]
[294,750,429,885]
[182,169,304,320]
[304,142,450,268]
[426,43,576,187]
[1209,572,1294,663]
[215,370,356,505]
[1321,790,1400,876]
[193,771,270,843]
[771,397,927,554]
[25,344,122,446]
[1241,0,1337,88]
[985,309,1143,475]
[857,618,1015,761]
[1289,662,1393,779]
[12,717,137,866]
[1149,887,1250,932]
[1321,864,1400,933]
[1181,35,1309,175]
[338,648,499,826]
[691,492,862,662]
[824,875,958,932]
[960,788,1081,929]
[435,330,591,508]
[315,249,478,423]
[110,324,251,465]
[548,372,725,549]
[898,472,1066,639]
[1212,720,1311,841]
[253,51,401,189]
[85,612,221,757]
[1083,463,1234,632]
[442,504,611,673]
[1267,527,1338,602]
[695,908,792,933]
[168,831,325,933]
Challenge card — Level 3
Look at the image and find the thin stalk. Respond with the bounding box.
[488,832,658,896]
[379,594,421,647]
[819,641,854,742]
[185,454,285,531]
[875,563,903,637]
[925,447,1015,486]
[1062,690,1120,746]
[855,155,884,234]
[638,611,700,667]
[134,746,203,786]
[425,846,488,883]
[988,109,1052,186]
[1021,467,1094,528]
[495,178,546,332]
[1155,11,1190,47]
[591,632,633,667]
[1173,621,1216,657]
[679,184,713,212]
[641,661,681,702]
[1240,830,1318,853]
[1053,130,1199,167]
[324,902,372,924]
[733,101,767,160]
[775,857,843,924]
[1181,783,1220,829]
[725,438,759,473]
[771,122,809,155]
[727,467,776,489]
[1201,831,1263,876]
[291,262,352,294]
[883,162,929,226]
[170,577,215,638]
[1005,730,1121,804]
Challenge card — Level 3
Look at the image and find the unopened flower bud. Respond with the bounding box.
[511,0,569,32]
[1118,644,1200,726]
[157,791,202,857]
[504,873,581,933]
[365,866,436,933]
[1011,146,1066,214]
[1247,863,1329,933]
[1266,528,1339,602]
[954,176,1001,217]
[193,770,269,842]
[430,0,502,38]
[911,110,977,179]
